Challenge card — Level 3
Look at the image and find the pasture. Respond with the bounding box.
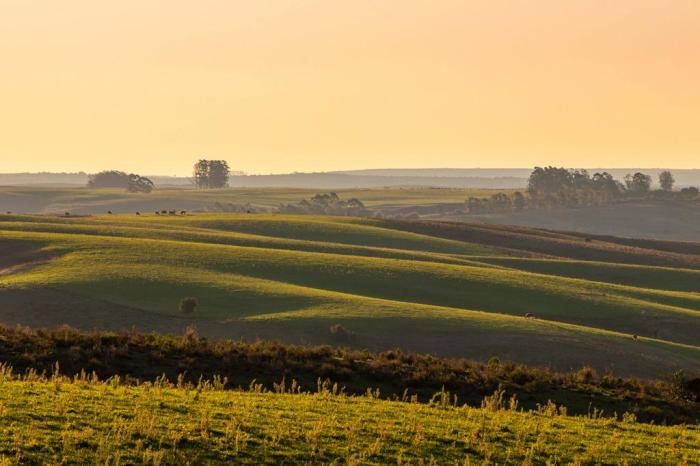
[0,186,504,216]
[1,212,699,378]
[0,371,697,464]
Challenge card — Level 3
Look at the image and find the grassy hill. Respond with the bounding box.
[1,213,700,377]
[0,373,697,464]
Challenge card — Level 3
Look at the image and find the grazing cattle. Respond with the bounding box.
[161,210,167,215]
[64,212,70,216]
[632,334,638,341]
[107,210,113,214]
[155,211,160,215]
[5,211,11,215]
[135,212,140,216]
[524,313,535,319]
[169,210,176,215]
[180,210,187,215]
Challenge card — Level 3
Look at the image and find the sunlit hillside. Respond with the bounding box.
[1,213,699,378]
[0,371,697,465]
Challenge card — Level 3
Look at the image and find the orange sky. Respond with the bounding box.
[1,0,699,175]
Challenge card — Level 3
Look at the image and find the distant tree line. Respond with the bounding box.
[87,171,155,193]
[466,167,699,214]
[279,192,371,216]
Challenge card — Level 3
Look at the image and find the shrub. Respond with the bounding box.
[575,366,597,384]
[181,325,199,346]
[179,297,198,314]
[329,324,353,343]
[669,370,700,402]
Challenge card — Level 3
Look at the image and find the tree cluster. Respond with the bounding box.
[527,167,626,200]
[466,192,526,214]
[465,167,698,214]
[279,192,370,216]
[87,171,155,193]
[193,159,230,189]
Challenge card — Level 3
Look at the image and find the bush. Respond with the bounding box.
[279,193,370,217]
[669,370,700,402]
[179,297,198,314]
[329,324,354,343]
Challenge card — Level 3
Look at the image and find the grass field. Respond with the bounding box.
[1,212,699,378]
[0,186,504,216]
[0,371,697,465]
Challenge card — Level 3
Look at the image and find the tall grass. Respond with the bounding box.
[0,364,697,465]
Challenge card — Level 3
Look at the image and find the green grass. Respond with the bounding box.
[0,374,697,465]
[1,213,699,377]
[0,186,506,215]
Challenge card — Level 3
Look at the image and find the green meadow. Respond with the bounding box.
[1,212,699,377]
[0,373,698,465]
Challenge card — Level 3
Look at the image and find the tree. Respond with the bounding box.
[624,172,652,194]
[126,174,154,193]
[88,170,155,193]
[527,166,574,197]
[208,160,230,188]
[193,160,210,188]
[193,159,230,189]
[591,172,622,195]
[179,297,198,314]
[279,192,370,216]
[88,170,130,188]
[571,169,592,190]
[680,187,699,199]
[490,192,512,212]
[512,192,526,211]
[659,171,675,192]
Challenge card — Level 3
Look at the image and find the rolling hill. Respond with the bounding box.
[1,213,699,378]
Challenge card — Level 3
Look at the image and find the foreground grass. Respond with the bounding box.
[2,325,698,425]
[0,374,698,465]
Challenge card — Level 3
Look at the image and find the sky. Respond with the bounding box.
[1,0,699,175]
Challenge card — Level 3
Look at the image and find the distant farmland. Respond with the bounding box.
[3,186,700,242]
[0,186,506,215]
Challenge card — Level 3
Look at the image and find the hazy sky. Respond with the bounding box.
[1,0,699,175]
